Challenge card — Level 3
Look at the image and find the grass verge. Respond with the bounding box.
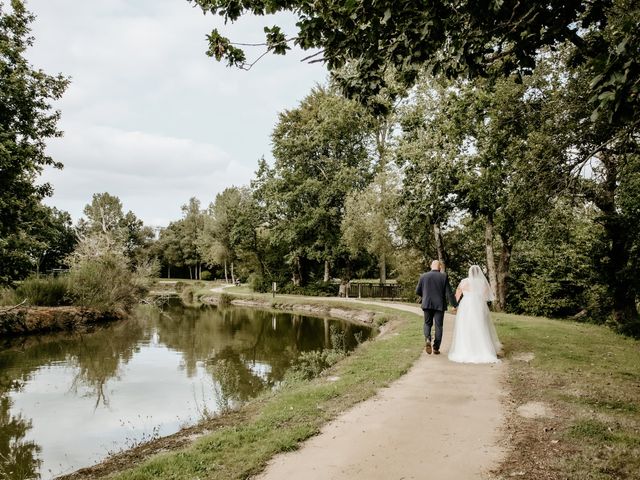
[494,312,640,480]
[67,301,423,480]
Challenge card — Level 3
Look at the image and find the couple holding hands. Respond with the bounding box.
[416,260,502,364]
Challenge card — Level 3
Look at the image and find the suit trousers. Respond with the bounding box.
[423,309,444,350]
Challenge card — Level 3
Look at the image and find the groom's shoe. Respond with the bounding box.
[425,342,432,354]
[433,349,441,355]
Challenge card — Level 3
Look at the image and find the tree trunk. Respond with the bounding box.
[496,234,513,312]
[324,260,330,283]
[379,253,387,284]
[224,260,228,283]
[432,223,446,270]
[231,261,235,284]
[594,153,640,335]
[485,217,500,311]
[292,256,302,287]
[168,265,171,279]
[188,266,192,280]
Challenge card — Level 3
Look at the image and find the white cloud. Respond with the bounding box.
[40,125,254,226]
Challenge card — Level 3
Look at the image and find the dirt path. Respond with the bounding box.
[256,301,506,480]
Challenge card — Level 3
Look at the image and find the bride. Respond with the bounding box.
[448,265,502,364]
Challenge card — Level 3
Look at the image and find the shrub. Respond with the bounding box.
[279,281,339,297]
[0,287,19,306]
[200,271,212,281]
[180,286,195,304]
[289,349,346,380]
[248,273,271,293]
[67,255,140,312]
[15,276,71,306]
[218,293,233,307]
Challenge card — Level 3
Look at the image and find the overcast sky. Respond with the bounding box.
[27,0,326,227]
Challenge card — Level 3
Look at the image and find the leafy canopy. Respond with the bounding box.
[189,0,637,123]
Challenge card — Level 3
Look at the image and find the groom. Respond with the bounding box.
[415,260,458,355]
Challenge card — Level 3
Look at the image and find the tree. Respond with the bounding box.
[81,192,154,267]
[179,197,205,280]
[450,74,563,311]
[82,192,125,235]
[190,0,635,124]
[0,0,69,284]
[397,79,463,269]
[342,169,399,283]
[198,187,245,283]
[0,204,76,281]
[555,57,640,335]
[155,222,184,279]
[254,87,374,285]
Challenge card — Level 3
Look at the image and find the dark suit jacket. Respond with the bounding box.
[415,270,458,311]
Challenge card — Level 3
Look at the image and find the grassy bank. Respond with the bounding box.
[63,300,423,480]
[494,312,640,479]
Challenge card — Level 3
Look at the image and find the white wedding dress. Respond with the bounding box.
[448,267,502,364]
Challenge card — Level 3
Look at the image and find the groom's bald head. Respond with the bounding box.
[430,260,441,271]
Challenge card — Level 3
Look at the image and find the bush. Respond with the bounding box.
[248,273,271,293]
[200,271,212,281]
[15,276,71,306]
[218,292,233,307]
[68,255,141,312]
[279,281,339,297]
[0,287,19,306]
[289,349,346,380]
[180,287,194,304]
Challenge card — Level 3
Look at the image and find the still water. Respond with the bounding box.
[0,303,373,479]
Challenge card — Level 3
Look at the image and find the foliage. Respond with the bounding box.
[200,270,212,281]
[248,273,270,293]
[278,281,339,297]
[342,169,400,282]
[191,0,635,125]
[218,292,232,307]
[197,187,262,283]
[254,86,375,285]
[15,275,70,307]
[79,192,155,266]
[0,0,69,286]
[66,234,146,312]
[288,349,345,380]
[507,203,606,319]
[0,204,77,283]
[0,287,18,306]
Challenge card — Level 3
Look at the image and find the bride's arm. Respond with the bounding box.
[455,279,465,302]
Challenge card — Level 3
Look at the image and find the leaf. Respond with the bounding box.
[589,74,604,89]
[382,9,391,25]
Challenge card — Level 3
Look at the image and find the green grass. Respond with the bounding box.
[108,302,423,480]
[494,312,640,479]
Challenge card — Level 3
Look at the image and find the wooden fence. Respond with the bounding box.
[343,282,406,299]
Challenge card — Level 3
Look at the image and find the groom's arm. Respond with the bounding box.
[445,276,458,308]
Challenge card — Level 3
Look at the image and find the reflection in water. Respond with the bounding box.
[0,303,372,479]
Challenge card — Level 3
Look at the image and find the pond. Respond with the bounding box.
[0,303,374,479]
